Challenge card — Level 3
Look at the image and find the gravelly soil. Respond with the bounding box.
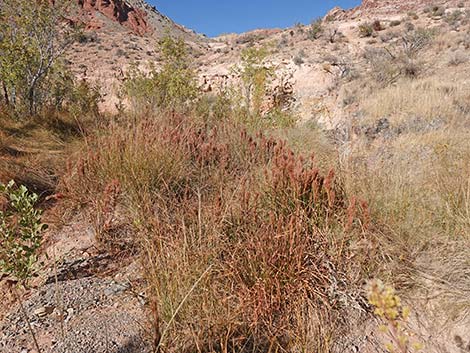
[0,276,151,353]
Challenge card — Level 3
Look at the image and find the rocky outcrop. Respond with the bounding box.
[359,0,445,14]
[78,0,150,35]
[324,6,347,21]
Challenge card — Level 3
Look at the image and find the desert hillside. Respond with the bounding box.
[0,0,469,352]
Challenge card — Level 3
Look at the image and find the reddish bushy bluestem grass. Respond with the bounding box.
[63,112,377,352]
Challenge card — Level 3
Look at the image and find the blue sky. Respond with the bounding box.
[151,1,361,37]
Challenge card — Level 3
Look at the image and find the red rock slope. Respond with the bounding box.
[77,0,150,35]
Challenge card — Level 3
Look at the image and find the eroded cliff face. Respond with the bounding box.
[77,0,150,35]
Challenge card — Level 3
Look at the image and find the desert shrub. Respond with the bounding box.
[123,36,198,113]
[363,47,401,83]
[293,54,304,66]
[404,22,415,32]
[75,31,98,44]
[407,11,419,20]
[0,181,47,281]
[372,20,384,31]
[235,32,264,45]
[432,6,446,17]
[307,18,323,40]
[63,111,377,352]
[402,28,435,58]
[380,30,399,43]
[294,22,304,33]
[364,28,434,84]
[48,64,101,117]
[264,107,297,128]
[445,10,463,27]
[448,50,468,66]
[194,90,235,122]
[328,28,343,43]
[121,64,159,114]
[115,48,127,57]
[359,23,374,37]
[390,20,402,27]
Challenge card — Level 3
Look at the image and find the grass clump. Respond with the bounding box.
[361,78,468,126]
[63,109,379,352]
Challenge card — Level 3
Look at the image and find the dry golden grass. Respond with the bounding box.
[344,90,470,341]
[361,77,469,127]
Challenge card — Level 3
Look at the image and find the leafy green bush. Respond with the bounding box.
[48,63,102,117]
[231,46,274,120]
[0,181,46,281]
[123,36,198,113]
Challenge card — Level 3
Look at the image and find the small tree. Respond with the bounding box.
[157,36,198,109]
[234,46,274,118]
[0,0,76,114]
[123,36,198,112]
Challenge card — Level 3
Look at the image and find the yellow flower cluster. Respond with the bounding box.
[367,280,423,353]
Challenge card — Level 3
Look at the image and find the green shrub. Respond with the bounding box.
[123,36,198,113]
[307,18,323,40]
[48,63,102,117]
[0,181,47,281]
[359,23,374,37]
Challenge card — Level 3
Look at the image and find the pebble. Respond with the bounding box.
[104,282,129,296]
[33,305,55,317]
